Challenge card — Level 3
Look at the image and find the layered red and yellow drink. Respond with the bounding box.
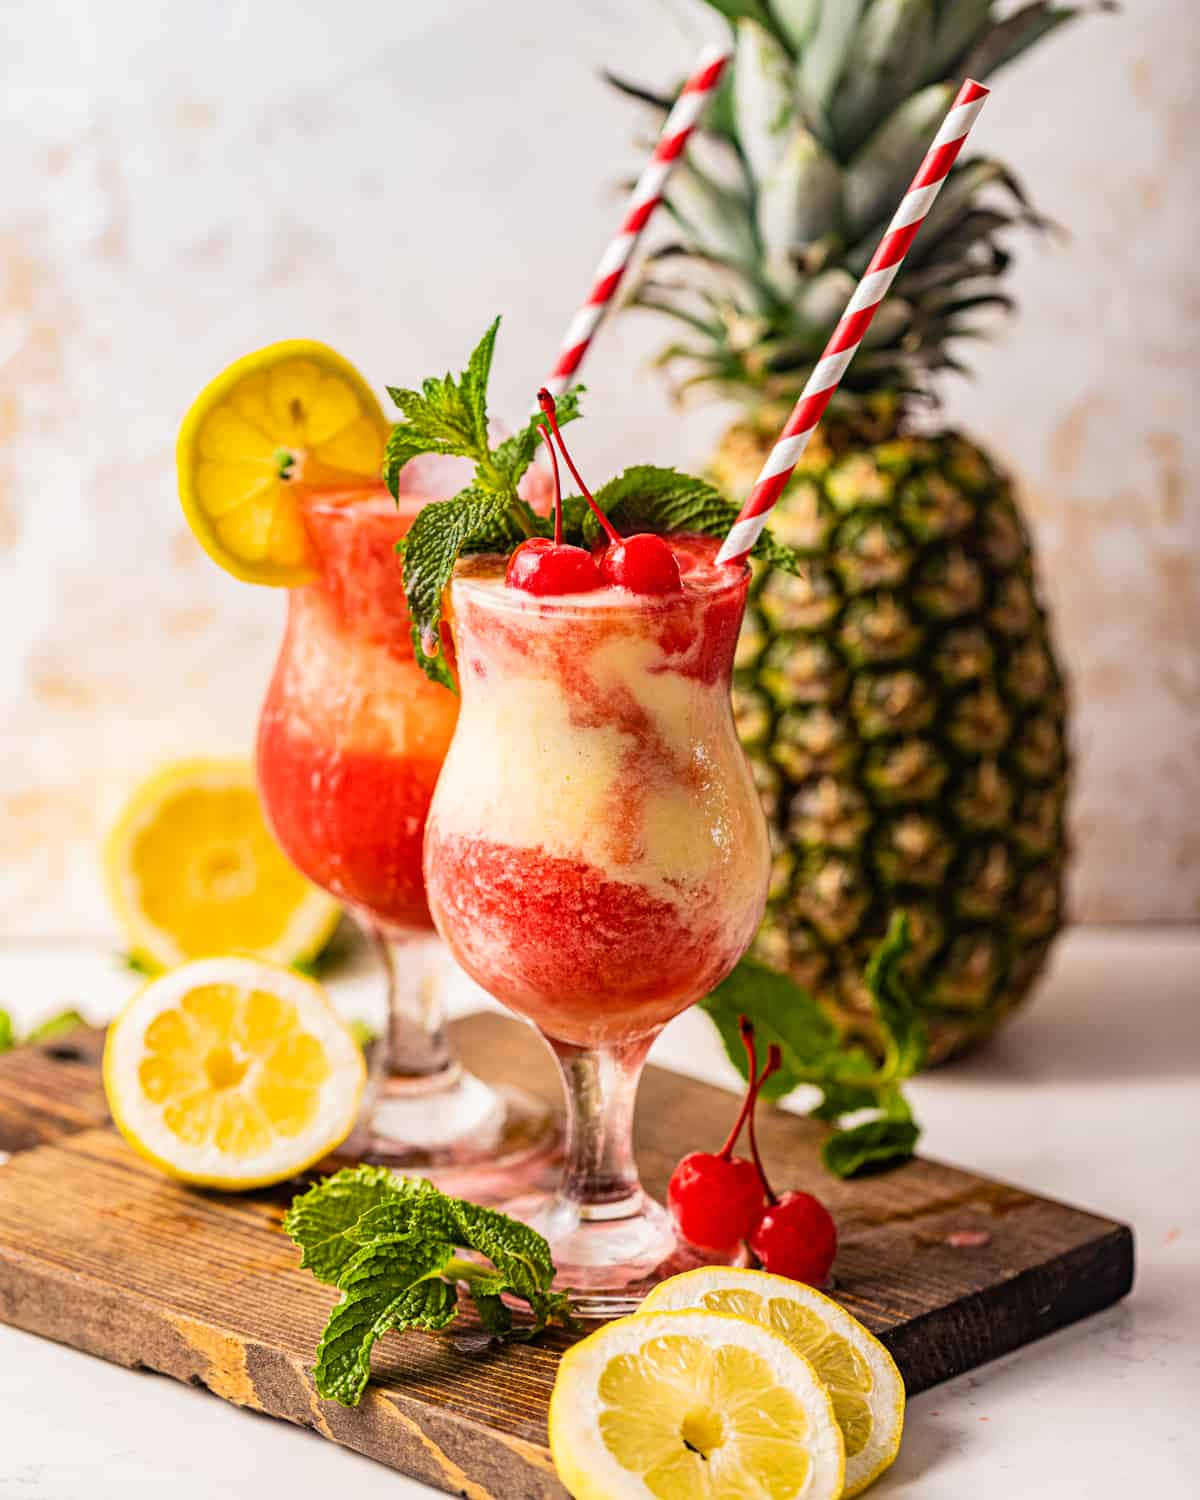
[256,487,457,933]
[425,535,769,1047]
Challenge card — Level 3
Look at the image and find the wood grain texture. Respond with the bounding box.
[0,1013,1133,1497]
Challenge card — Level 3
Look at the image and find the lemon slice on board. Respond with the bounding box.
[641,1267,905,1497]
[549,1309,845,1500]
[104,956,365,1189]
[105,758,341,974]
[177,339,388,585]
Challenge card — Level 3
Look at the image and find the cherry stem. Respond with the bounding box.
[539,421,564,547]
[537,388,620,544]
[746,1043,783,1206]
[715,1016,759,1161]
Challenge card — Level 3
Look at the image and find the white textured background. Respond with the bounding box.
[1,0,1196,936]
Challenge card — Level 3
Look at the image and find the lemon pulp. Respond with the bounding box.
[104,957,364,1189]
[177,341,388,586]
[695,1289,875,1457]
[597,1333,814,1498]
[106,759,340,973]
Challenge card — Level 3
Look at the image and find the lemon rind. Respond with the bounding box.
[549,1308,846,1500]
[103,956,364,1191]
[640,1265,905,1497]
[176,339,388,588]
[105,757,342,974]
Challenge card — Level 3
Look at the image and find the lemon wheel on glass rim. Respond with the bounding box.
[103,956,365,1190]
[105,758,341,973]
[549,1308,845,1500]
[177,339,388,586]
[641,1266,905,1497]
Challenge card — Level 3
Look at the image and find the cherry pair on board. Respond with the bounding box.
[667,1016,838,1286]
[505,390,683,597]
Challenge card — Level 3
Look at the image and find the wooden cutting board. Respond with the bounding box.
[0,1014,1132,1499]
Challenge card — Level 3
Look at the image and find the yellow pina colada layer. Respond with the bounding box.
[435,573,769,905]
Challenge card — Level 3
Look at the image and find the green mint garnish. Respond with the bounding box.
[381,317,582,687]
[384,319,803,689]
[285,1168,576,1406]
[701,914,926,1179]
[0,1010,13,1054]
[582,466,801,576]
[25,1009,87,1045]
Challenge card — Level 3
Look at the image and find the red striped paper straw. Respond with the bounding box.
[542,43,730,400]
[716,78,990,565]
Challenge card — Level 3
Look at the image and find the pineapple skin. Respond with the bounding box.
[723,416,1070,1063]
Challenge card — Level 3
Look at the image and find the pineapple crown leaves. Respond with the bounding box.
[610,1,1109,410]
[389,322,806,689]
[284,1169,576,1406]
[700,913,926,1177]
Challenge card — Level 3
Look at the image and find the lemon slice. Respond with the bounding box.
[105,758,341,974]
[178,339,388,585]
[641,1268,904,1497]
[549,1309,845,1500]
[104,956,365,1189]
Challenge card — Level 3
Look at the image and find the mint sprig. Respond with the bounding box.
[701,914,926,1178]
[387,319,806,688]
[583,466,802,576]
[0,1007,88,1053]
[285,1168,575,1406]
[383,319,583,684]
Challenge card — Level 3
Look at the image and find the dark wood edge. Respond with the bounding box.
[883,1223,1135,1393]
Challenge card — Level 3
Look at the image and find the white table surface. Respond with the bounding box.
[0,927,1196,1498]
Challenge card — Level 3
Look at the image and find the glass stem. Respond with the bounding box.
[548,1033,656,1217]
[364,922,455,1081]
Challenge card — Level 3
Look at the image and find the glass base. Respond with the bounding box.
[504,1187,740,1316]
[342,1067,560,1201]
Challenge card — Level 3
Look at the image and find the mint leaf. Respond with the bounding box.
[289,1171,576,1405]
[398,489,536,688]
[284,1166,428,1285]
[701,961,854,1086]
[460,316,499,448]
[346,1019,377,1050]
[448,1197,556,1301]
[700,917,925,1178]
[0,1010,13,1053]
[122,951,157,976]
[572,466,803,573]
[383,318,499,495]
[469,1290,514,1336]
[26,1009,85,1044]
[823,1118,920,1179]
[313,1239,458,1405]
[348,1192,563,1319]
[865,912,927,1078]
[810,1078,883,1122]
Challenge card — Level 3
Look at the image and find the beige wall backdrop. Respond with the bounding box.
[1,0,1197,937]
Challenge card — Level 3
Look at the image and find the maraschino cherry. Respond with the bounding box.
[505,397,603,596]
[745,1055,839,1286]
[535,389,683,596]
[667,1017,769,1254]
[601,530,683,594]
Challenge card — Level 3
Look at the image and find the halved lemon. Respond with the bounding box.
[177,339,388,585]
[549,1309,845,1500]
[641,1268,904,1497]
[105,758,341,974]
[104,956,365,1189]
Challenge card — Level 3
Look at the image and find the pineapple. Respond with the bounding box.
[616,1,1082,1061]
